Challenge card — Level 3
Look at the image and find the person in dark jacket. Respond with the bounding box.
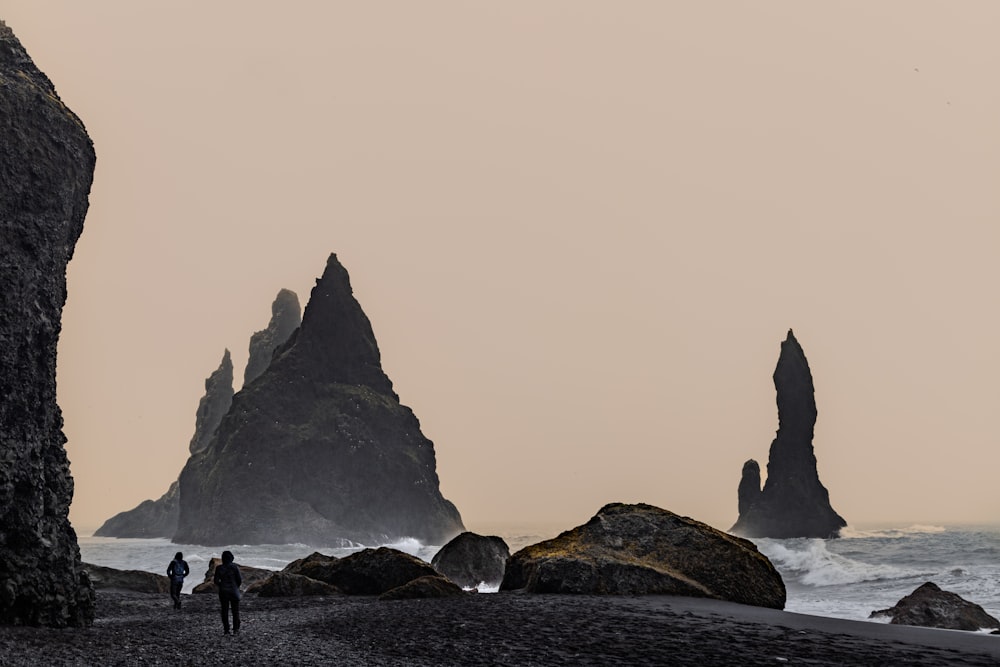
[166,551,190,610]
[213,550,243,635]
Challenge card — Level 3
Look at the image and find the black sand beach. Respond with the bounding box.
[1,591,998,666]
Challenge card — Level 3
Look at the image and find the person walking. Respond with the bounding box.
[213,550,243,635]
[166,551,189,610]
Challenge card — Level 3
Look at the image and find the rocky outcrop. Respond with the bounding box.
[243,289,301,387]
[501,503,786,609]
[93,481,179,538]
[287,547,440,596]
[189,350,234,454]
[730,330,846,539]
[431,532,510,589]
[869,582,1000,632]
[191,558,274,594]
[82,564,170,594]
[249,572,340,597]
[174,254,464,546]
[378,575,466,600]
[0,21,96,627]
[94,348,233,537]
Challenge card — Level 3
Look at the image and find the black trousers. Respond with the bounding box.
[169,579,183,607]
[219,593,240,633]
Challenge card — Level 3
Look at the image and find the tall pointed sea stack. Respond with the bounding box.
[189,349,235,454]
[731,330,846,539]
[174,254,465,546]
[0,21,96,626]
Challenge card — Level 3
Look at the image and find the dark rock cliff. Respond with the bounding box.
[94,348,234,537]
[0,21,96,626]
[93,480,180,539]
[189,350,234,454]
[174,253,464,546]
[730,330,846,539]
[243,289,301,387]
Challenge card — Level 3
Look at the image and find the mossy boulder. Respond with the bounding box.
[501,503,786,609]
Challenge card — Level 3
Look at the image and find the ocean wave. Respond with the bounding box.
[839,525,947,539]
[755,538,917,587]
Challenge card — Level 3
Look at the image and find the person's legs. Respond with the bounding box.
[231,597,240,634]
[220,595,231,634]
[170,580,181,609]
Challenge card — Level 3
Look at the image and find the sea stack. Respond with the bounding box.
[730,330,846,539]
[0,21,96,626]
[174,254,465,546]
[243,289,301,386]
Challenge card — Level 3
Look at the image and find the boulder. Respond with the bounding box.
[175,254,464,546]
[501,503,786,609]
[379,575,466,601]
[191,558,275,594]
[291,547,440,595]
[82,564,170,595]
[282,551,339,576]
[431,532,510,589]
[730,330,846,539]
[248,572,340,597]
[243,289,301,386]
[0,20,97,627]
[869,582,1000,632]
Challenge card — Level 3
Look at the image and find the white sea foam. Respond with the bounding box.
[840,524,947,539]
[755,538,917,587]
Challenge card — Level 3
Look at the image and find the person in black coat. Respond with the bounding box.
[213,550,243,635]
[166,551,190,610]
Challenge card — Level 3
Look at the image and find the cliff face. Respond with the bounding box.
[730,330,846,539]
[174,254,465,546]
[93,481,180,539]
[0,21,96,626]
[189,350,234,454]
[243,289,301,387]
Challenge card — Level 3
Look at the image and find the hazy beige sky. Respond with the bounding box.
[5,2,998,535]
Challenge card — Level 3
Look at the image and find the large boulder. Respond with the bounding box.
[379,575,466,601]
[501,503,786,609]
[0,21,96,627]
[175,254,464,546]
[431,532,510,589]
[869,582,1000,632]
[191,558,275,594]
[243,289,301,386]
[730,330,846,539]
[282,551,339,575]
[291,547,440,595]
[82,564,170,595]
[248,572,340,597]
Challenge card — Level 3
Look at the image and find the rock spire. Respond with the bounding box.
[189,350,235,454]
[174,253,464,546]
[0,21,96,626]
[243,289,301,387]
[730,330,846,539]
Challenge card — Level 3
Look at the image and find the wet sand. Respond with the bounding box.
[1,590,998,666]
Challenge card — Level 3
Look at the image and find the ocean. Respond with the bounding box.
[78,523,1000,624]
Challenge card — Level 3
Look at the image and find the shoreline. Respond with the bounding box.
[1,591,997,666]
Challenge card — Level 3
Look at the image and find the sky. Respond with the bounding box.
[4,2,998,536]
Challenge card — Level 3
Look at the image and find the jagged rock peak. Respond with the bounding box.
[0,22,96,626]
[173,253,463,546]
[291,253,394,395]
[189,350,234,454]
[730,330,846,539]
[243,289,301,387]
